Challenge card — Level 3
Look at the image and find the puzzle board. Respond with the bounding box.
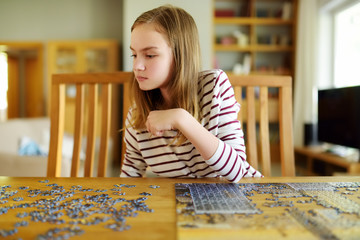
[175,182,360,240]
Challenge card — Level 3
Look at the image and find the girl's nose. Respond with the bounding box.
[133,58,145,71]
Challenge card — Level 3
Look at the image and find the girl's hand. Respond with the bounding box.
[145,109,184,136]
[146,108,219,160]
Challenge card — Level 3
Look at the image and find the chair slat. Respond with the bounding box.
[234,86,242,123]
[71,84,84,177]
[259,87,271,176]
[98,83,112,177]
[84,84,98,177]
[246,86,258,169]
[47,83,65,177]
[120,81,131,166]
[279,86,295,176]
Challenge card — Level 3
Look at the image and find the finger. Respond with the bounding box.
[145,120,151,134]
[155,131,163,136]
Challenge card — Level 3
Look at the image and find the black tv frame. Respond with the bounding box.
[317,85,360,152]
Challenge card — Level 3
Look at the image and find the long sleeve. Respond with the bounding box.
[120,113,148,177]
[201,70,262,182]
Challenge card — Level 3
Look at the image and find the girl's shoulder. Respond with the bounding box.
[199,69,226,80]
[199,69,230,88]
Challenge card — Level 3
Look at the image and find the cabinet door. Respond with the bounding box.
[47,40,118,74]
[80,40,118,73]
[47,40,118,111]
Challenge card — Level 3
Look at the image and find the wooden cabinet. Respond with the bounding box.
[47,40,118,75]
[46,40,122,162]
[213,0,298,76]
[47,40,119,120]
[295,146,360,176]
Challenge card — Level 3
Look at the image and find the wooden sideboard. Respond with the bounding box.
[295,146,360,176]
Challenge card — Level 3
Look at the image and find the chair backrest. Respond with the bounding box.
[229,74,295,177]
[47,72,132,177]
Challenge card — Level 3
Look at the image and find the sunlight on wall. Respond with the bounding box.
[0,52,8,121]
[334,2,360,87]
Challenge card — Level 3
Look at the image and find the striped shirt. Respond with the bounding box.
[120,69,262,182]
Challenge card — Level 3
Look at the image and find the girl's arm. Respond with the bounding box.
[146,108,219,160]
[120,114,148,177]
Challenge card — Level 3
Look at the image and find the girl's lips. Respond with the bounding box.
[136,76,147,81]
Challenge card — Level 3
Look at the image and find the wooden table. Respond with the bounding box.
[0,176,360,240]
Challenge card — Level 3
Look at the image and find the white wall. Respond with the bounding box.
[0,0,123,41]
[0,0,213,70]
[122,0,213,71]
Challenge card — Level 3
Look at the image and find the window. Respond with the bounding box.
[333,2,360,87]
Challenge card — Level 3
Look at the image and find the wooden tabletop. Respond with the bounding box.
[0,176,360,240]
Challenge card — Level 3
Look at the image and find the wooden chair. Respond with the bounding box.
[229,74,295,177]
[47,72,132,177]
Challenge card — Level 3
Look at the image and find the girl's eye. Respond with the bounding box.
[146,55,156,58]
[130,54,136,58]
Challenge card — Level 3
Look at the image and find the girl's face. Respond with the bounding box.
[130,23,174,96]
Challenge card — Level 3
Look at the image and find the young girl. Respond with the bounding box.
[120,5,262,182]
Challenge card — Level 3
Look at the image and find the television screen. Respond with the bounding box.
[317,85,360,150]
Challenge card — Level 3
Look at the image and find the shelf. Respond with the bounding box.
[214,44,294,52]
[214,17,294,25]
[212,0,297,77]
[227,71,291,76]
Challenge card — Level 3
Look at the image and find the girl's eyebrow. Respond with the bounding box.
[130,46,158,52]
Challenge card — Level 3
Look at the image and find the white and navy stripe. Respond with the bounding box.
[120,69,262,182]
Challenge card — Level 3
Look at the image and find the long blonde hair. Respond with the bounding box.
[130,5,202,143]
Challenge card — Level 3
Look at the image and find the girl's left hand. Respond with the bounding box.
[145,109,184,136]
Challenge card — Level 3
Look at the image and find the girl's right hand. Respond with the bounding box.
[145,108,185,136]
